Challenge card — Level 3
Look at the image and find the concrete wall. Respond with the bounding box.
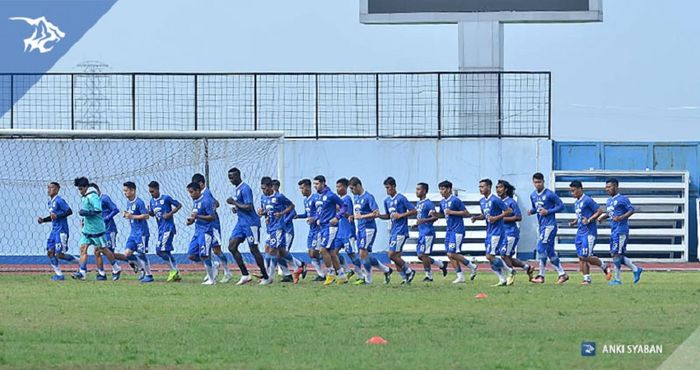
[281,138,552,254]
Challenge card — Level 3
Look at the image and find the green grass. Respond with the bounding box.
[1,270,699,369]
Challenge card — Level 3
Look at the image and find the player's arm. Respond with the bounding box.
[164,197,182,220]
[614,199,635,222]
[104,197,120,221]
[79,195,102,217]
[328,195,344,225]
[597,205,609,223]
[417,205,439,225]
[470,212,485,223]
[544,193,564,215]
[503,204,522,223]
[489,201,512,223]
[527,196,537,216]
[53,201,72,220]
[357,209,379,220]
[392,197,416,220]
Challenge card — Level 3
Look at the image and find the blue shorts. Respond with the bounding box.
[444,231,464,254]
[46,231,69,254]
[212,226,222,248]
[416,234,435,256]
[230,224,260,246]
[503,235,519,257]
[265,229,286,250]
[188,232,213,258]
[307,228,319,250]
[125,234,149,254]
[388,233,408,253]
[104,231,117,252]
[536,225,558,258]
[575,233,596,258]
[334,235,357,254]
[284,232,295,251]
[318,225,339,250]
[485,232,506,256]
[610,231,628,255]
[357,228,377,252]
[156,230,175,252]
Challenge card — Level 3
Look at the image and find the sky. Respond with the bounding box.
[15,0,700,141]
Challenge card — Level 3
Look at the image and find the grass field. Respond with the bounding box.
[1,270,698,369]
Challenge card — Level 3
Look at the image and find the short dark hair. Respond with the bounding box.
[187,182,201,191]
[123,181,136,190]
[569,180,583,189]
[89,183,99,192]
[383,176,396,187]
[148,181,160,189]
[271,179,281,187]
[298,178,311,187]
[480,178,492,187]
[74,177,89,188]
[336,178,349,187]
[50,182,60,189]
[192,173,205,184]
[348,177,362,187]
[228,167,240,174]
[261,176,273,187]
[438,180,452,189]
[497,180,515,198]
[532,172,545,181]
[417,182,429,192]
[606,178,619,186]
[313,175,326,183]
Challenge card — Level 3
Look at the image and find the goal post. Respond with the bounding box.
[0,129,284,263]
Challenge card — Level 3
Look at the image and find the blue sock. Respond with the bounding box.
[79,262,87,273]
[217,251,228,264]
[369,256,381,266]
[49,255,59,267]
[455,264,462,273]
[550,256,561,267]
[424,266,431,273]
[490,260,500,273]
[363,258,372,274]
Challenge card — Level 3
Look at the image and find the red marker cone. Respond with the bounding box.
[475,292,488,299]
[366,336,388,345]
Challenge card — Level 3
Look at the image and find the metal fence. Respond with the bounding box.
[0,72,550,138]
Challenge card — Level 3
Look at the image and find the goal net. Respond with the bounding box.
[0,130,283,261]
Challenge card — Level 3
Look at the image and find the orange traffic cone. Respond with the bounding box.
[475,292,488,299]
[366,336,388,345]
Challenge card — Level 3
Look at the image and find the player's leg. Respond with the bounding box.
[365,228,391,283]
[544,226,568,284]
[617,233,641,284]
[94,237,123,280]
[134,236,153,283]
[247,226,268,281]
[55,232,77,263]
[201,233,217,285]
[486,236,507,286]
[211,228,231,279]
[72,234,92,280]
[345,237,363,278]
[504,236,532,280]
[157,231,180,282]
[355,229,373,284]
[46,234,64,280]
[575,235,590,284]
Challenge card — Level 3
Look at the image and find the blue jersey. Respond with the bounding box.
[299,193,320,231]
[384,193,415,236]
[502,197,521,238]
[150,194,181,235]
[353,191,379,230]
[260,192,293,232]
[439,195,466,233]
[234,182,260,227]
[126,197,149,237]
[203,187,221,231]
[314,187,345,226]
[606,194,634,233]
[48,195,71,234]
[337,194,356,239]
[193,195,215,234]
[415,198,436,236]
[575,194,599,236]
[100,194,119,234]
[529,188,563,228]
[284,208,296,234]
[479,194,507,236]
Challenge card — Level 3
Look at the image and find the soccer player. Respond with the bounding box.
[273,179,304,283]
[186,182,218,285]
[295,178,326,281]
[119,181,154,283]
[148,181,183,282]
[192,173,232,283]
[528,172,569,284]
[597,178,643,285]
[378,177,416,284]
[37,182,76,281]
[412,182,448,282]
[348,176,393,285]
[470,179,513,286]
[496,180,534,281]
[568,180,611,285]
[91,183,121,281]
[335,178,363,279]
[434,180,477,284]
[226,167,268,285]
[257,176,295,285]
[312,175,348,285]
[71,177,122,280]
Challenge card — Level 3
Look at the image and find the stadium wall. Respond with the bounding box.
[281,138,552,257]
[553,141,700,261]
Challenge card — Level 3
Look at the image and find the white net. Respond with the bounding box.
[0,135,281,258]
